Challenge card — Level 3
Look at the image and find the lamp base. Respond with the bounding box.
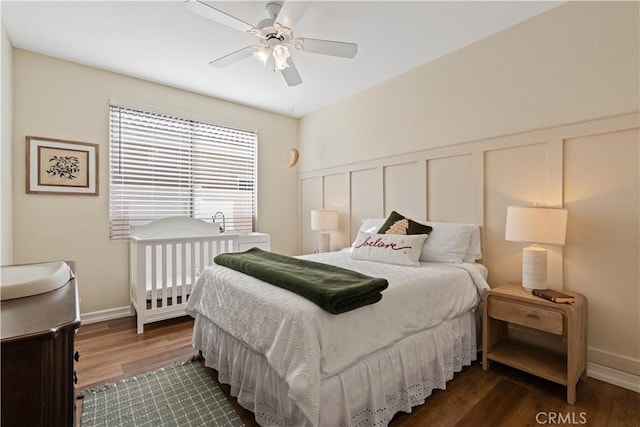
[522,244,547,291]
[318,232,330,253]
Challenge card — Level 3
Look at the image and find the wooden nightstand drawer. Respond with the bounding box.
[489,298,563,335]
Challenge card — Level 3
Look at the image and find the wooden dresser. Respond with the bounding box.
[1,263,81,426]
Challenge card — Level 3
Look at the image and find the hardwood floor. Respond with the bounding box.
[75,315,198,390]
[75,316,639,427]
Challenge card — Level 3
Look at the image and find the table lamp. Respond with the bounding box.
[505,206,568,291]
[311,209,338,253]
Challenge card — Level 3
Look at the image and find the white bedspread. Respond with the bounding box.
[185,250,490,426]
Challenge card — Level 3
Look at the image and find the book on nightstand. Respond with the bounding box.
[532,289,575,304]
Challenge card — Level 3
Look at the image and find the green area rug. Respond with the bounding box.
[79,358,244,427]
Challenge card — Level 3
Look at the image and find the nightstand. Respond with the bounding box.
[482,283,587,404]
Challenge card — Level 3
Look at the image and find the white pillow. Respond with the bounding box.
[351,232,427,266]
[464,225,482,262]
[419,221,474,263]
[356,218,386,234]
[356,218,482,263]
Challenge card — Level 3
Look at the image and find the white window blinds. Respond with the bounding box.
[109,104,257,239]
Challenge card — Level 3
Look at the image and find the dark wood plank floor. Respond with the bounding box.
[75,316,639,427]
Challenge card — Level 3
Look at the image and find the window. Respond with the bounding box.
[109,104,257,239]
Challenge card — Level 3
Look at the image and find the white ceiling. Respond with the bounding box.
[2,1,562,118]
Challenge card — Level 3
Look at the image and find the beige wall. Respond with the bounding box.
[1,23,13,265]
[298,1,640,382]
[564,129,639,375]
[12,50,299,315]
[298,116,639,382]
[299,1,638,172]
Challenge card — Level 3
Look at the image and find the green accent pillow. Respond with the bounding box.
[377,211,433,235]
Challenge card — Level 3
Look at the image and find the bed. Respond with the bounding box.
[186,216,490,426]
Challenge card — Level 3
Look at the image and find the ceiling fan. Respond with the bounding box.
[185,0,358,86]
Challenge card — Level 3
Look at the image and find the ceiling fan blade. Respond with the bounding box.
[298,38,358,58]
[209,46,257,68]
[275,1,312,30]
[185,0,255,33]
[281,57,303,87]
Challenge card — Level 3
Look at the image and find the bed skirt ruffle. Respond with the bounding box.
[192,309,478,427]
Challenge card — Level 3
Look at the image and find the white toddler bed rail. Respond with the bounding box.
[130,216,269,333]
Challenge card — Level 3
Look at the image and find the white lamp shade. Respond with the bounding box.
[505,206,568,246]
[311,209,338,231]
[505,205,568,291]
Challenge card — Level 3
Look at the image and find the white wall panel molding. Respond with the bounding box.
[300,114,639,250]
[298,113,639,379]
[547,138,565,207]
[300,177,322,254]
[419,160,428,220]
[323,173,350,251]
[563,126,639,381]
[383,162,421,219]
[427,154,474,223]
[349,168,383,243]
[471,151,485,227]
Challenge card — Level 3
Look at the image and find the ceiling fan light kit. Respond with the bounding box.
[254,46,272,67]
[272,44,291,71]
[186,0,358,86]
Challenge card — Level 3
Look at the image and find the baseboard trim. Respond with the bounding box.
[587,362,640,393]
[508,326,639,392]
[81,306,133,325]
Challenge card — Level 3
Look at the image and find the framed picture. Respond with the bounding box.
[26,136,99,195]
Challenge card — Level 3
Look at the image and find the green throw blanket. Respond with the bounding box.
[213,248,388,314]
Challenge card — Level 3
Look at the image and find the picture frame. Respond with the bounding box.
[26,136,99,195]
